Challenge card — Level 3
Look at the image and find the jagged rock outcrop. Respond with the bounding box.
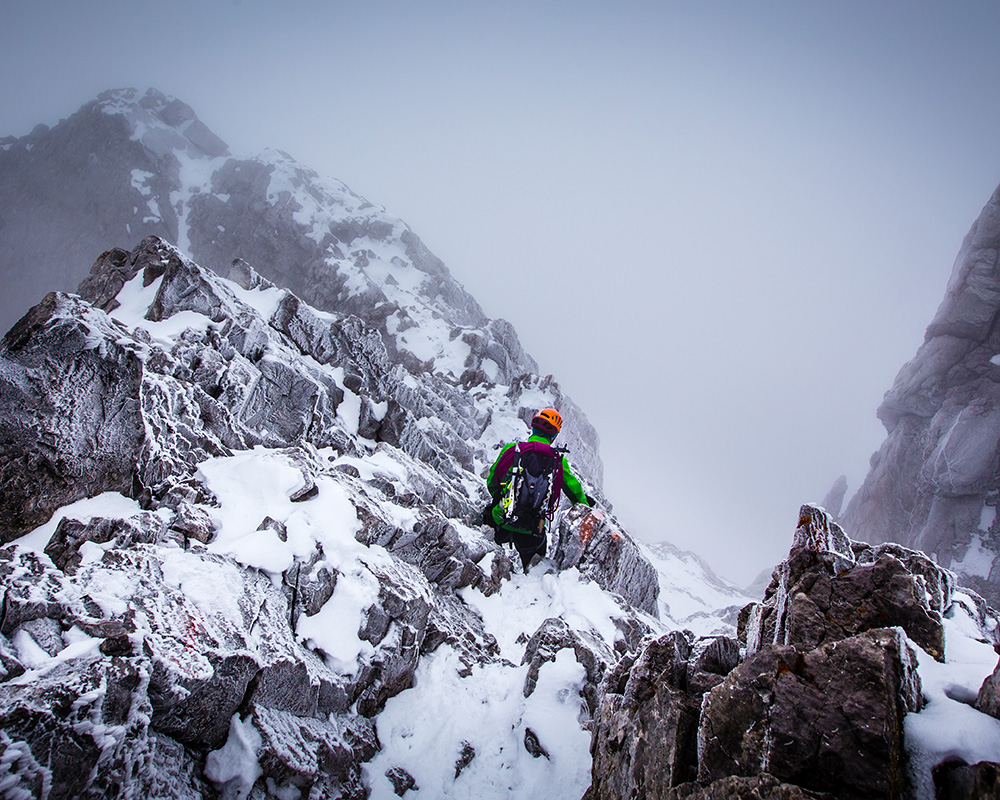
[588,505,1000,800]
[588,630,741,798]
[0,237,661,797]
[552,504,660,616]
[842,183,1000,606]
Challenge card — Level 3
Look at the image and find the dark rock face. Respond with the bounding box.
[586,505,1000,800]
[698,629,919,800]
[741,505,952,662]
[934,760,1000,800]
[668,774,834,799]
[977,659,1000,720]
[589,632,715,798]
[842,183,1000,606]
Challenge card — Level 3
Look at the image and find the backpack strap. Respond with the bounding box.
[494,443,522,484]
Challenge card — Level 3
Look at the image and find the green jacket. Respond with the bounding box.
[487,434,590,530]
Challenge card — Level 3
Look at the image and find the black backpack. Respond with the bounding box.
[499,444,558,536]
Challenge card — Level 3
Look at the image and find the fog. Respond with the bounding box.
[3,0,1000,583]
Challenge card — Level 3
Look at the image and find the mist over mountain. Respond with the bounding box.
[4,89,1000,799]
[843,183,1000,608]
[0,88,602,486]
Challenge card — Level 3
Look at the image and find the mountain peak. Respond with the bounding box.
[94,86,229,159]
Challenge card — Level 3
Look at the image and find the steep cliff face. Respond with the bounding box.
[0,239,659,798]
[0,87,602,486]
[842,184,1000,605]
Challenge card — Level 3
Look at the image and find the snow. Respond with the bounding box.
[642,541,754,636]
[227,283,287,321]
[906,595,1000,799]
[109,271,216,348]
[362,567,640,798]
[13,492,149,554]
[205,714,264,799]
[365,646,591,800]
[130,169,161,222]
[170,148,227,255]
[195,447,405,677]
[460,569,625,662]
[982,503,998,533]
[8,631,103,684]
[196,447,364,575]
[295,566,378,676]
[953,533,995,580]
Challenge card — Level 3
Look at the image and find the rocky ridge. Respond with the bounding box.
[0,237,662,798]
[0,87,602,488]
[587,504,1000,800]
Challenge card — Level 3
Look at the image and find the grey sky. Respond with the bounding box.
[4,0,1000,583]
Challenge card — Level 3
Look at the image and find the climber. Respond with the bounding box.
[484,408,592,572]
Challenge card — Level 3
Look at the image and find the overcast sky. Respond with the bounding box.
[4,0,1000,583]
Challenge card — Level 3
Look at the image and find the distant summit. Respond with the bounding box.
[0,88,603,484]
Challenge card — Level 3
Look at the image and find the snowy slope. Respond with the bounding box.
[643,540,755,636]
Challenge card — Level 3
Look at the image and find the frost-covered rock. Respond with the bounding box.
[842,183,1000,607]
[0,233,663,797]
[589,631,714,798]
[739,505,953,661]
[0,88,604,491]
[552,504,660,616]
[0,292,145,541]
[588,503,1000,800]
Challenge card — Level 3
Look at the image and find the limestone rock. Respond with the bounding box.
[741,505,949,661]
[667,774,834,800]
[588,630,742,799]
[0,293,145,541]
[698,628,920,800]
[552,503,660,616]
[842,183,1000,606]
[933,760,1000,800]
[977,656,1000,720]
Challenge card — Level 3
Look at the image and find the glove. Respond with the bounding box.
[585,494,596,507]
[482,504,497,529]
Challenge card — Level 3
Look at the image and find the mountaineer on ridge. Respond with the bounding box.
[484,408,592,571]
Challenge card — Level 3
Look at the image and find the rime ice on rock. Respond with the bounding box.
[0,236,664,798]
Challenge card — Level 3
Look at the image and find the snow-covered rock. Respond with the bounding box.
[0,87,603,489]
[0,236,663,798]
[587,504,1000,800]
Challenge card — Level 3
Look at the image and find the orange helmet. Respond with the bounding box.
[532,408,563,436]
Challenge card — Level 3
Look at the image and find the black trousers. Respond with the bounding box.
[495,526,547,571]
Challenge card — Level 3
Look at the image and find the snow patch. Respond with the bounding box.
[205,714,264,797]
[953,533,995,579]
[905,598,1000,800]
